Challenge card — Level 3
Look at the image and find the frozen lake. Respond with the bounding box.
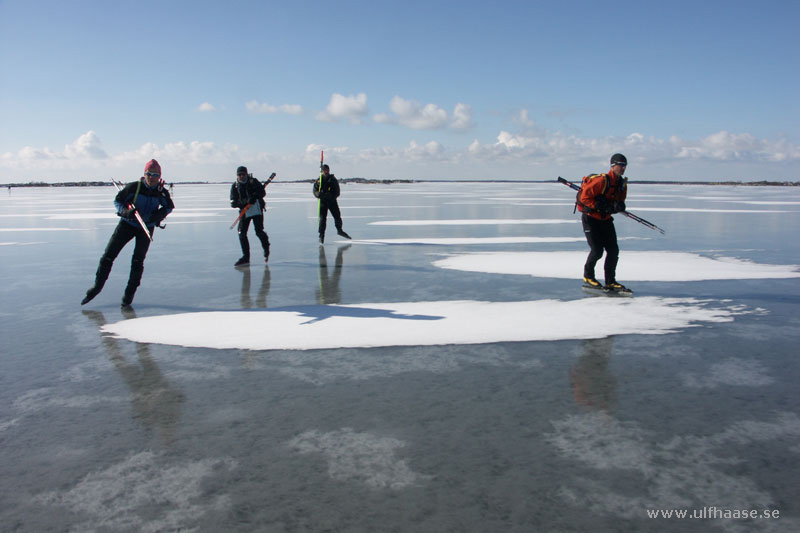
[1,180,799,531]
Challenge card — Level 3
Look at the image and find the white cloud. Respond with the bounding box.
[467,128,800,168]
[315,93,368,123]
[63,131,108,160]
[375,96,472,131]
[196,102,216,112]
[245,100,304,115]
[450,103,473,130]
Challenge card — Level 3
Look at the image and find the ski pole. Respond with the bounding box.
[556,177,665,234]
[318,150,324,216]
[113,179,153,241]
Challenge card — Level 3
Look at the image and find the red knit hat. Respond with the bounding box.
[144,159,161,176]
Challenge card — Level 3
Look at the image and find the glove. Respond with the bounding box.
[614,201,626,213]
[150,209,167,226]
[231,200,239,208]
[594,196,612,215]
[119,207,137,219]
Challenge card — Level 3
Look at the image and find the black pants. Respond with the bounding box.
[94,221,151,300]
[238,215,270,259]
[318,199,343,237]
[582,213,619,283]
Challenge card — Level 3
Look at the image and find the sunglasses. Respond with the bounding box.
[237,173,247,177]
[146,172,160,178]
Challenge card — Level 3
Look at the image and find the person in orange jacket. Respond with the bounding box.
[576,153,629,291]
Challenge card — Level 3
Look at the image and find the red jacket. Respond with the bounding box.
[577,172,627,221]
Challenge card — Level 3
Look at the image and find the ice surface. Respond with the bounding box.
[1,181,799,532]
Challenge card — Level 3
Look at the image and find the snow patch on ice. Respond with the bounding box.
[0,418,21,433]
[433,251,800,281]
[288,428,429,489]
[682,358,774,388]
[100,298,749,351]
[369,218,576,226]
[546,412,800,528]
[13,388,127,413]
[352,236,586,245]
[35,451,237,532]
[0,227,74,232]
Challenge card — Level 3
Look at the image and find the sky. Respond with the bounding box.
[1,0,798,183]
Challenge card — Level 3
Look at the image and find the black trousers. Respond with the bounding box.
[582,213,619,283]
[95,220,151,297]
[318,199,343,237]
[238,214,270,258]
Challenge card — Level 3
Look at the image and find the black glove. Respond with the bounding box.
[150,209,168,226]
[594,196,612,215]
[231,200,239,208]
[614,201,626,213]
[119,207,137,219]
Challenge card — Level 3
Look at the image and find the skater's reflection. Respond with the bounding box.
[317,244,350,304]
[570,336,617,412]
[83,309,184,445]
[238,265,271,308]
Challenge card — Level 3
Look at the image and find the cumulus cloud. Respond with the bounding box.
[196,102,216,112]
[315,93,368,123]
[63,131,108,160]
[467,128,800,168]
[245,100,304,115]
[374,96,472,130]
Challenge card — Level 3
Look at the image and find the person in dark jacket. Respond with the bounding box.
[230,166,270,266]
[313,164,350,244]
[81,159,174,307]
[576,153,629,291]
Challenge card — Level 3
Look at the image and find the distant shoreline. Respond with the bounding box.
[2,178,799,187]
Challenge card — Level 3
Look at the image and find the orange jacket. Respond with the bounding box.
[577,172,627,221]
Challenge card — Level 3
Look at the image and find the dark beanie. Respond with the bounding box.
[237,166,247,174]
[610,153,627,166]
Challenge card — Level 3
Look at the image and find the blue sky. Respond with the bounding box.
[1,0,798,182]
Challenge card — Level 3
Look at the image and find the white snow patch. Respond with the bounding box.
[0,227,74,232]
[369,218,576,226]
[35,451,237,532]
[628,207,791,213]
[101,298,747,351]
[45,211,223,220]
[433,251,800,281]
[352,237,586,245]
[288,428,429,489]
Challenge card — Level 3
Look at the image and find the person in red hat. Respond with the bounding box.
[81,159,174,307]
